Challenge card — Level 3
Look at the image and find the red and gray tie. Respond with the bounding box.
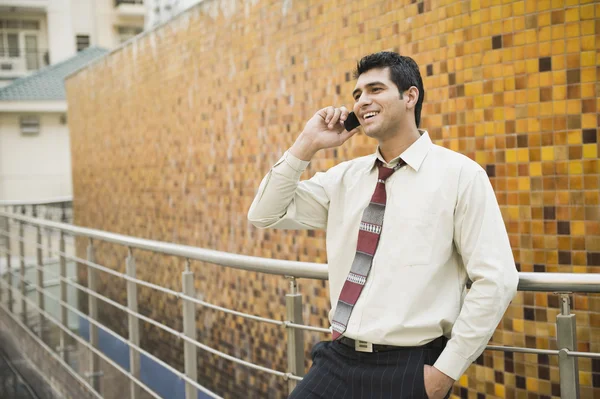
[331,159,405,340]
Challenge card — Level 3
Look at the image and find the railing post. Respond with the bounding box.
[19,220,27,325]
[87,240,101,392]
[4,216,12,312]
[126,249,140,399]
[285,277,305,394]
[36,224,45,337]
[59,230,68,363]
[556,293,580,399]
[182,260,197,399]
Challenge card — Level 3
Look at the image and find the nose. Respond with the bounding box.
[354,92,372,112]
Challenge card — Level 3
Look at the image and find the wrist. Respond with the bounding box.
[290,134,318,161]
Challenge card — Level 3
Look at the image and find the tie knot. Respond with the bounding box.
[377,159,404,181]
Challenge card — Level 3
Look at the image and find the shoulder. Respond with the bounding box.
[428,144,486,183]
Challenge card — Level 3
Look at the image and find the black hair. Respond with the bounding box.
[353,52,425,127]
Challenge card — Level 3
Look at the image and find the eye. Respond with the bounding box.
[372,87,382,93]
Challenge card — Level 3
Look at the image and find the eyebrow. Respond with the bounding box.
[352,81,387,99]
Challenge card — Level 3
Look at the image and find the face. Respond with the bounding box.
[352,67,410,140]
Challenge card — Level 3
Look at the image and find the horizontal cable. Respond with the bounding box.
[0,280,221,399]
[6,272,303,382]
[0,283,164,399]
[59,251,292,327]
[0,302,103,399]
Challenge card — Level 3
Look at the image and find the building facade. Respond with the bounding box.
[0,0,144,88]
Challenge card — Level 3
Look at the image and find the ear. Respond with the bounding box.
[404,86,420,110]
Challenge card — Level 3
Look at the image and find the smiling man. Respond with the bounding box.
[248,52,518,399]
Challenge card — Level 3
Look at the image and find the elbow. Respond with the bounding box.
[247,207,279,229]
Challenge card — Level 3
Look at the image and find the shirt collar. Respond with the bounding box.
[369,130,432,172]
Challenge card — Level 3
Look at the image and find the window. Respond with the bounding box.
[20,115,40,135]
[76,35,90,52]
[117,26,143,44]
[0,19,41,58]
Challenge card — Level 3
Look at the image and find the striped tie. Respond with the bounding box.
[331,159,405,340]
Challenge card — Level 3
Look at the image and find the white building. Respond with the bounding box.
[0,0,145,88]
[0,0,144,203]
[0,47,108,202]
[144,0,200,29]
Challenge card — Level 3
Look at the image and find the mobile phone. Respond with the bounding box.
[344,112,361,131]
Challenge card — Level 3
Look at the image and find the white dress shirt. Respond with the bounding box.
[248,131,519,380]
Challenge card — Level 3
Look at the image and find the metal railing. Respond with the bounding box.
[115,0,144,6]
[0,210,599,399]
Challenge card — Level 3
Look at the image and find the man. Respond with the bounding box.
[248,52,519,399]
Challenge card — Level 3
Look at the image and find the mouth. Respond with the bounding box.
[362,111,379,123]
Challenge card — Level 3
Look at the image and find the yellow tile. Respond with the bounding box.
[537,0,551,11]
[581,83,595,97]
[506,149,517,163]
[582,21,595,35]
[567,100,581,114]
[581,36,595,51]
[572,221,585,236]
[459,374,469,386]
[518,177,530,191]
[581,67,595,83]
[569,161,583,175]
[518,148,529,162]
[553,100,566,114]
[525,58,538,73]
[551,25,565,40]
[581,51,595,67]
[583,114,597,129]
[526,377,539,392]
[540,72,552,86]
[580,4,594,19]
[542,147,555,161]
[566,37,581,53]
[566,22,580,38]
[530,162,542,176]
[565,7,579,22]
[513,1,525,15]
[554,86,566,100]
[538,11,551,26]
[568,130,582,144]
[583,144,598,159]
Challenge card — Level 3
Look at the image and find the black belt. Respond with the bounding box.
[338,335,447,353]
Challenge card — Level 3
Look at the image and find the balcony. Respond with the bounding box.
[0,48,49,79]
[115,0,145,18]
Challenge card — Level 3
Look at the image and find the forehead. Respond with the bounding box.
[354,67,393,90]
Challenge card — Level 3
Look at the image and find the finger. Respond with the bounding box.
[324,106,335,124]
[339,106,349,122]
[329,108,342,128]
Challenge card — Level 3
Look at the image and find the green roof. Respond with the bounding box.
[0,47,109,101]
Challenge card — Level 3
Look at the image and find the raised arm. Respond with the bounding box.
[248,106,359,230]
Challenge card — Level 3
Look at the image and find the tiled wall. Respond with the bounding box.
[66,0,599,397]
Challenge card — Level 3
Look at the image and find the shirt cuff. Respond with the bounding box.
[272,151,310,179]
[433,347,471,381]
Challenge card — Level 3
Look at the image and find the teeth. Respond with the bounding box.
[364,112,379,119]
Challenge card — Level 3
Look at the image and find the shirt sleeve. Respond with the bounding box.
[247,151,330,230]
[434,168,519,380]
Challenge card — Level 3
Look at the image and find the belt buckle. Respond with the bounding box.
[355,340,373,353]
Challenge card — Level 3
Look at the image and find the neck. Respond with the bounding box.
[378,127,421,163]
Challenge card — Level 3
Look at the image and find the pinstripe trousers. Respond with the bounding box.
[288,340,450,399]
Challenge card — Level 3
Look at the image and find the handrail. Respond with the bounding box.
[0,211,328,280]
[1,211,599,399]
[0,197,72,207]
[2,211,599,292]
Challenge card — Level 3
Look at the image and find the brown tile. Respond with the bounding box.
[540,87,552,101]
